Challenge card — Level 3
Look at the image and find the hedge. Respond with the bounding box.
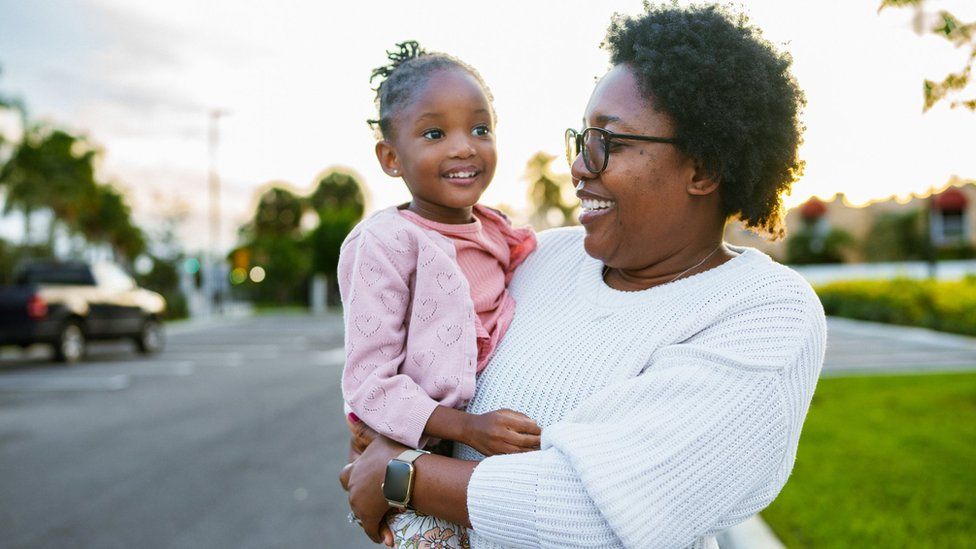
[815,277,976,336]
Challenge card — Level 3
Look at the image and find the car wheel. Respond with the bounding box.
[135,318,165,354]
[54,320,86,364]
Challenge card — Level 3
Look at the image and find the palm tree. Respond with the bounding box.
[0,126,101,248]
[0,125,48,244]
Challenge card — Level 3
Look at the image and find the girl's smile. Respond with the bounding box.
[441,164,482,186]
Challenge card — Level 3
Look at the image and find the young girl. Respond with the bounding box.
[338,42,540,548]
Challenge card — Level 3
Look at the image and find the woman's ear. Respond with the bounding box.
[687,162,720,196]
[375,141,402,177]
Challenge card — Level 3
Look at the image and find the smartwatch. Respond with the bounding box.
[382,449,430,509]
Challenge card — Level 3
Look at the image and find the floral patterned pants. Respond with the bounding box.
[387,510,469,549]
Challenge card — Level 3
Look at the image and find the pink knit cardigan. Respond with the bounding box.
[338,205,535,448]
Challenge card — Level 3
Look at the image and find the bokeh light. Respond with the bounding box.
[249,266,266,283]
[230,268,247,284]
[183,257,201,274]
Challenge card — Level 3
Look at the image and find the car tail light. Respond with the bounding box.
[27,294,48,320]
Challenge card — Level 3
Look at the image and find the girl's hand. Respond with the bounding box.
[346,413,379,458]
[339,435,405,546]
[463,409,542,457]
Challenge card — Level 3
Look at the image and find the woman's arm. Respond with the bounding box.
[409,443,478,527]
[340,431,476,543]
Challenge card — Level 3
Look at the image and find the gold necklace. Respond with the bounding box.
[603,243,725,285]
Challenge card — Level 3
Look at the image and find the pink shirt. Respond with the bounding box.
[338,204,536,448]
[399,209,518,372]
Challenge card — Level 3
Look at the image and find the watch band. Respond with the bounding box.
[396,449,430,464]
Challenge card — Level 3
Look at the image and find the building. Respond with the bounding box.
[725,178,976,263]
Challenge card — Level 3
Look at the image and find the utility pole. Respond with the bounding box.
[208,109,227,315]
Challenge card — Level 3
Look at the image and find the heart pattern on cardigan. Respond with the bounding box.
[433,375,461,393]
[378,340,404,358]
[362,386,387,412]
[412,350,436,369]
[354,314,381,337]
[437,324,463,346]
[379,290,405,314]
[388,229,412,254]
[415,298,438,321]
[418,244,438,267]
[348,362,374,383]
[436,272,462,295]
[359,261,381,286]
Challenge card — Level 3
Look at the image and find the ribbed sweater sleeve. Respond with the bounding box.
[464,250,826,548]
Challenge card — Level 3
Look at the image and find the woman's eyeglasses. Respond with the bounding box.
[565,127,682,174]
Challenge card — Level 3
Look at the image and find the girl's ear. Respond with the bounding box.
[375,141,402,177]
[687,161,720,196]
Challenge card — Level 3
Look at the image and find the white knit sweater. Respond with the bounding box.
[458,227,826,549]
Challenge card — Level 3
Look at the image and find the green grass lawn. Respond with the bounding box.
[762,372,976,548]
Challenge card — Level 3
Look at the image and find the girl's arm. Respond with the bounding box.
[424,406,541,456]
[338,228,441,449]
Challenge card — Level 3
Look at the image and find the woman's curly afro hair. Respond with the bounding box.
[604,3,806,239]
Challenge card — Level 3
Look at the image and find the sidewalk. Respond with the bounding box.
[823,316,976,376]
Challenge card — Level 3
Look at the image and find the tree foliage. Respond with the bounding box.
[862,209,933,262]
[786,222,854,264]
[880,0,976,111]
[0,124,145,262]
[232,170,365,306]
[308,171,366,304]
[525,152,577,230]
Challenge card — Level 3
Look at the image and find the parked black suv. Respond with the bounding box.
[0,260,167,363]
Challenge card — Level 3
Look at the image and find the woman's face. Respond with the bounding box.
[572,65,702,269]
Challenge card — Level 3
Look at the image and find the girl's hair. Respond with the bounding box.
[604,3,806,239]
[367,41,495,139]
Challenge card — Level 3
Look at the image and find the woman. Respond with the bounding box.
[341,4,824,548]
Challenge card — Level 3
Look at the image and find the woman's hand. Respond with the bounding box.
[339,435,406,546]
[463,409,542,457]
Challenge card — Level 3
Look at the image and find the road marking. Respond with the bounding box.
[0,374,130,392]
[81,362,197,377]
[161,344,281,352]
[163,349,279,360]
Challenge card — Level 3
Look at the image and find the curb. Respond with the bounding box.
[715,515,784,549]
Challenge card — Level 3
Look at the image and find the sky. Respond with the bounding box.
[0,0,974,254]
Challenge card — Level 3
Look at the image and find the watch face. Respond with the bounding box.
[382,460,414,505]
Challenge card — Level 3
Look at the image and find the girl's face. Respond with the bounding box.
[572,65,707,269]
[376,68,496,224]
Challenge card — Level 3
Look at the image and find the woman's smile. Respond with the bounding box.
[577,197,617,224]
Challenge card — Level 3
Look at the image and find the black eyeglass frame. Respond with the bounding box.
[565,127,682,174]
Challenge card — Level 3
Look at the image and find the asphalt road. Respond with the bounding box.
[0,313,374,549]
